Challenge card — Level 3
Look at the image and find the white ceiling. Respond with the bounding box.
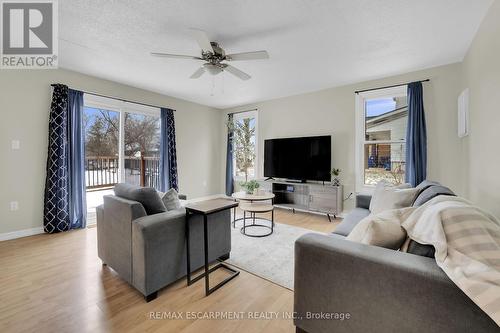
[59,0,492,109]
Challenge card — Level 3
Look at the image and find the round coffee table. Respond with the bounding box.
[231,191,275,228]
[232,191,275,202]
[239,202,274,237]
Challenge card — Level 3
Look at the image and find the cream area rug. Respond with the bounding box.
[226,219,321,290]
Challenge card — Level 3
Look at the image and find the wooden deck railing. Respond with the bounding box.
[85,156,119,189]
[85,156,160,189]
[124,156,161,189]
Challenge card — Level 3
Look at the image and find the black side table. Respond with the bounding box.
[185,198,240,296]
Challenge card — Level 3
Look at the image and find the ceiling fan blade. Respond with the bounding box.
[226,50,269,61]
[224,65,251,80]
[189,29,214,53]
[151,52,203,60]
[190,66,206,79]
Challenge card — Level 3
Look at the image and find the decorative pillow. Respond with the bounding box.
[395,183,413,189]
[160,188,182,211]
[114,183,166,215]
[369,181,419,214]
[415,180,440,192]
[346,208,413,250]
[412,185,455,207]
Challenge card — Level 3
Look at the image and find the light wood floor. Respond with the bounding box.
[0,208,338,333]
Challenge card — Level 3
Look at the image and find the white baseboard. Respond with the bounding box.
[0,227,44,242]
[184,193,226,203]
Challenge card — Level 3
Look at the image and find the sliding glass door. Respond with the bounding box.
[83,95,161,224]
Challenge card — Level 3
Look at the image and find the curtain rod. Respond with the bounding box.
[354,79,430,94]
[50,83,176,111]
[228,108,258,116]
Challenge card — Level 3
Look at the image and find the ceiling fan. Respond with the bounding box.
[151,29,269,81]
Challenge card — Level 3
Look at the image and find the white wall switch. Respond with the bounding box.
[11,140,20,150]
[202,181,207,187]
[10,201,19,211]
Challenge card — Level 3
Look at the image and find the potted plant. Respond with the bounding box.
[240,180,260,194]
[331,168,341,186]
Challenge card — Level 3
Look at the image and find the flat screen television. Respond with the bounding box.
[264,135,331,181]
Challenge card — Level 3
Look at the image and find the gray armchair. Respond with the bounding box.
[97,193,231,301]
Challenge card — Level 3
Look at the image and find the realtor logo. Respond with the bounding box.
[1,0,58,68]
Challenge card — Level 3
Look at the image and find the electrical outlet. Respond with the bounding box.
[11,140,20,150]
[202,181,207,187]
[10,201,19,211]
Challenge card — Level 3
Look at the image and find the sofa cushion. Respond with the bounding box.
[369,181,419,214]
[114,183,166,215]
[159,188,182,211]
[333,208,370,236]
[346,208,411,250]
[412,185,455,207]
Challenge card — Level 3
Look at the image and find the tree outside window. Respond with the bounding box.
[84,109,159,159]
[232,114,257,182]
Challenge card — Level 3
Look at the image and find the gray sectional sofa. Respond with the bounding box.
[97,184,231,301]
[294,181,498,333]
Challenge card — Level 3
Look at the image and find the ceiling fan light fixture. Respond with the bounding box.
[203,63,223,75]
[152,29,268,81]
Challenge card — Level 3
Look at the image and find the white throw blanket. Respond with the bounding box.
[401,195,500,326]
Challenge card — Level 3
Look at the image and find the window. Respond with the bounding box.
[232,111,258,181]
[355,86,407,190]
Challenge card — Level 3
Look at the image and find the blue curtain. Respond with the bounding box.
[68,89,86,229]
[160,108,178,191]
[405,82,427,187]
[225,114,234,196]
[44,85,86,233]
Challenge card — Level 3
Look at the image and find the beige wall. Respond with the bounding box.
[223,63,465,212]
[0,69,223,234]
[461,0,500,218]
